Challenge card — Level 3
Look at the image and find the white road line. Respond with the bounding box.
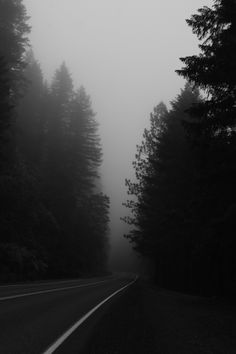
[0,276,115,289]
[0,279,82,289]
[42,276,138,354]
[0,280,111,301]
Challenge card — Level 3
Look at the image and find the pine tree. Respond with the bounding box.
[176,0,236,294]
[176,0,236,132]
[17,51,46,166]
[66,87,108,275]
[43,63,75,225]
[0,1,110,279]
[123,102,168,255]
[124,85,202,291]
[0,57,11,165]
[0,0,30,101]
[41,63,109,276]
[0,0,30,167]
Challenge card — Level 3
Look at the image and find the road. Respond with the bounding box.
[0,274,136,354]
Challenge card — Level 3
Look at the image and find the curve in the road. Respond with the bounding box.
[42,276,138,354]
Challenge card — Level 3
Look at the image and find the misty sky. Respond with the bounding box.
[24,0,212,269]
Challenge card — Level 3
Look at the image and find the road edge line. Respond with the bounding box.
[0,280,111,301]
[0,275,115,289]
[42,276,138,354]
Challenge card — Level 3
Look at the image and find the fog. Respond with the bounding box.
[23,0,212,271]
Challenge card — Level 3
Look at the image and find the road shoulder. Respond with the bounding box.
[81,280,235,354]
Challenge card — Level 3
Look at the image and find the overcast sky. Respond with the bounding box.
[23,0,212,270]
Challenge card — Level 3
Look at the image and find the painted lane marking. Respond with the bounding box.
[0,279,83,289]
[42,276,138,354]
[0,280,112,302]
[0,276,115,289]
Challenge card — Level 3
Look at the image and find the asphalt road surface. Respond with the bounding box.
[0,274,136,354]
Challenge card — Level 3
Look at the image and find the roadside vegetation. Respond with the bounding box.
[124,0,236,296]
[0,0,110,281]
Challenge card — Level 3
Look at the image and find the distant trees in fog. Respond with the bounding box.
[0,0,109,281]
[124,0,236,295]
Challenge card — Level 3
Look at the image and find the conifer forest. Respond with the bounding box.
[0,0,110,281]
[123,0,236,296]
[1,0,236,300]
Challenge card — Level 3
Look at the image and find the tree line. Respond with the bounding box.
[0,0,110,281]
[124,0,236,295]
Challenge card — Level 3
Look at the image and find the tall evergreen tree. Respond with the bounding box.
[43,63,75,224]
[68,86,102,197]
[176,0,236,132]
[0,0,30,167]
[0,57,11,165]
[17,51,46,166]
[68,87,108,275]
[176,0,236,294]
[0,0,48,281]
[124,85,202,291]
[41,63,109,276]
[0,2,109,280]
[0,0,30,101]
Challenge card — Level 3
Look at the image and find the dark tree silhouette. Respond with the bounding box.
[123,0,236,296]
[0,0,30,101]
[0,0,30,169]
[123,85,204,292]
[0,0,47,281]
[43,63,75,227]
[40,63,109,277]
[0,1,110,280]
[176,0,236,294]
[17,51,46,166]
[0,57,11,161]
[176,0,236,132]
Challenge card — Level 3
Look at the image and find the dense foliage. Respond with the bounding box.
[0,0,110,281]
[177,0,236,131]
[124,0,236,295]
[124,85,203,292]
